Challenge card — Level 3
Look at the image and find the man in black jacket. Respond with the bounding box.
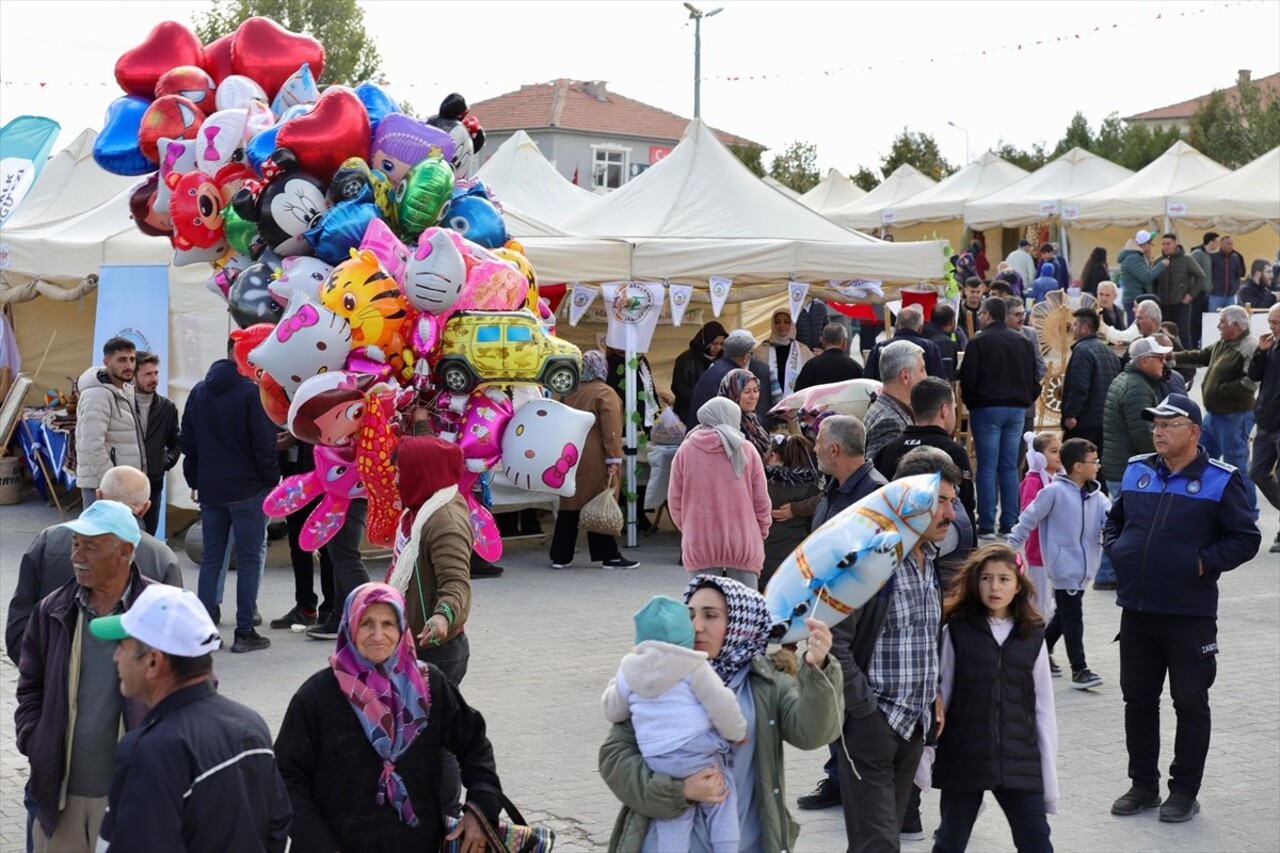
[923,304,962,380]
[1153,234,1205,351]
[91,585,291,852]
[794,323,863,392]
[863,305,947,381]
[180,340,280,654]
[1061,309,1122,452]
[875,377,975,526]
[1208,235,1246,310]
[959,297,1040,537]
[1249,304,1280,553]
[132,352,181,535]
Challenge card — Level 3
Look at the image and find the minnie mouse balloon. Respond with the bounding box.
[94,96,157,176]
[499,398,593,497]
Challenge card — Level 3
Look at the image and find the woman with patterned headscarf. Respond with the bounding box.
[755,310,811,400]
[275,583,503,852]
[550,350,638,569]
[717,368,772,457]
[601,575,844,853]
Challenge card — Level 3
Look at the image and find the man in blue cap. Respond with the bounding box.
[15,500,152,853]
[90,585,291,852]
[1105,393,1260,823]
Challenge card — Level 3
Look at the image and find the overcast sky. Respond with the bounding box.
[2,0,1276,175]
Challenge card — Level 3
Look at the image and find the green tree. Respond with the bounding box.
[769,141,820,194]
[729,143,766,178]
[850,165,880,192]
[880,128,956,182]
[1051,112,1094,157]
[193,0,382,88]
[993,140,1049,172]
[1187,77,1280,167]
[1092,113,1128,165]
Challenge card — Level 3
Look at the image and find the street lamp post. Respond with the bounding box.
[684,2,722,119]
[947,120,970,165]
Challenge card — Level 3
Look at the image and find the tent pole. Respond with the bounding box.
[624,345,638,548]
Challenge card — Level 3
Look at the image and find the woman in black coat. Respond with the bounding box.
[1081,247,1110,295]
[670,321,728,427]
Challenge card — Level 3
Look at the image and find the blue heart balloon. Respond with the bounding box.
[305,191,384,266]
[441,188,509,249]
[354,82,401,136]
[246,104,313,176]
[93,95,154,176]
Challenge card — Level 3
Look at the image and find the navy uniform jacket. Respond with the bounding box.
[1103,449,1261,618]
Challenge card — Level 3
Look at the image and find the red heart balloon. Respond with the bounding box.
[277,87,371,184]
[202,33,236,85]
[230,17,326,102]
[115,21,204,98]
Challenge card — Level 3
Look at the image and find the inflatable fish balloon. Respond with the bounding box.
[770,377,882,422]
[764,473,940,644]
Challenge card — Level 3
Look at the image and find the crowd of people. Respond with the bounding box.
[6,231,1275,852]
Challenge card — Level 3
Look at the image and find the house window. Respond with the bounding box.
[592,147,628,190]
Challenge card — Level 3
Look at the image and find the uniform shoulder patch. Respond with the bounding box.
[1127,452,1156,463]
[1207,458,1238,473]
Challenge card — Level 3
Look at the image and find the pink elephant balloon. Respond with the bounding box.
[456,387,514,473]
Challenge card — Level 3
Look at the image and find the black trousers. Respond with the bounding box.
[419,632,471,815]
[548,509,620,564]
[1062,424,1104,457]
[327,499,370,610]
[285,494,335,613]
[1160,302,1193,354]
[1119,608,1218,797]
[142,479,164,535]
[933,788,1053,853]
[838,709,923,853]
[1045,589,1087,672]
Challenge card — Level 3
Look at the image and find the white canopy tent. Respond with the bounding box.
[965,147,1134,231]
[763,176,802,199]
[799,168,867,213]
[882,151,1029,228]
[557,119,943,293]
[825,164,938,232]
[474,129,598,226]
[1062,141,1230,228]
[1171,146,1280,235]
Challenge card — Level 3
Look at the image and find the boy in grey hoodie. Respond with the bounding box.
[1006,438,1112,691]
[602,595,748,852]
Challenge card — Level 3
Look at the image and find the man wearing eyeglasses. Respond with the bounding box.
[1104,393,1261,824]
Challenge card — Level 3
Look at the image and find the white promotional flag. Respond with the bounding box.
[787,280,810,322]
[708,276,733,318]
[0,116,61,225]
[567,284,597,326]
[602,282,665,352]
[668,283,694,327]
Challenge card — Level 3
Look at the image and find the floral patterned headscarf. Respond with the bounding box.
[330,583,431,827]
[717,369,771,457]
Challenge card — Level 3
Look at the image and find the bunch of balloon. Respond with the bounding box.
[104,16,586,556]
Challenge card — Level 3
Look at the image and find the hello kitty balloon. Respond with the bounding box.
[248,292,352,395]
[499,398,593,497]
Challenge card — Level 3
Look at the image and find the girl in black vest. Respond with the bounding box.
[930,544,1059,853]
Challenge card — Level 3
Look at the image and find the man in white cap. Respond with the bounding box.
[7,466,182,666]
[90,585,291,852]
[1117,230,1169,315]
[15,500,153,853]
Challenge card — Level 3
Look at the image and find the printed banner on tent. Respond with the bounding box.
[0,115,61,225]
[668,283,694,327]
[602,282,664,353]
[567,284,597,326]
[708,276,733,317]
[95,264,170,535]
[787,280,810,322]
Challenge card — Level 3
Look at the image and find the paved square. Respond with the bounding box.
[2,497,1276,851]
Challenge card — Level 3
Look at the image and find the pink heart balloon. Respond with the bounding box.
[277,87,371,184]
[115,21,205,98]
[230,16,326,101]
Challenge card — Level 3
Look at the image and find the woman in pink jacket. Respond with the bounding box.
[668,397,772,590]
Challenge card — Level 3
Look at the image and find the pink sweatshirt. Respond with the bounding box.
[668,429,772,574]
[1019,473,1047,566]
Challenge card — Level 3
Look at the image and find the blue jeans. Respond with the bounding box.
[970,406,1024,532]
[1204,410,1258,517]
[197,490,269,634]
[1207,293,1233,312]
